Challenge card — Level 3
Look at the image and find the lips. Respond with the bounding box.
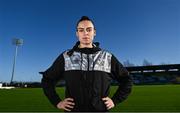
[82,37,89,40]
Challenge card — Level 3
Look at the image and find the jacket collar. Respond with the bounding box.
[67,41,101,55]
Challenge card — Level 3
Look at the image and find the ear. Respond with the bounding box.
[94,30,96,36]
[76,31,79,38]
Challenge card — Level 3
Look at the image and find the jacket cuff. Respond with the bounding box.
[111,97,120,106]
[53,98,62,108]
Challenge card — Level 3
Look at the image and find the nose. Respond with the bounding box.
[84,30,88,35]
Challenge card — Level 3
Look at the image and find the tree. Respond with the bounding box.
[142,59,153,66]
[123,60,135,67]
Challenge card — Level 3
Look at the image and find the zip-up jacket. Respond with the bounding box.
[40,41,133,112]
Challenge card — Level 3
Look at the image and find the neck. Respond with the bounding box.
[79,43,93,48]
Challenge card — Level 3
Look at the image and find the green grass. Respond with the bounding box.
[111,85,180,112]
[0,84,180,112]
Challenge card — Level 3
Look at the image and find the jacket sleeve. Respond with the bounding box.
[111,54,133,106]
[40,53,64,107]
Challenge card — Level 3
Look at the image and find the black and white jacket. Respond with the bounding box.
[40,41,133,112]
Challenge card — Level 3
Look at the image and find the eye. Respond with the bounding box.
[78,29,84,32]
[86,28,92,32]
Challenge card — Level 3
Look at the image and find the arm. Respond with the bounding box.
[40,53,64,107]
[111,55,133,106]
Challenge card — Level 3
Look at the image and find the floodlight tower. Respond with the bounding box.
[10,38,23,84]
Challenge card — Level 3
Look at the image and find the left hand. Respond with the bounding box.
[102,97,115,110]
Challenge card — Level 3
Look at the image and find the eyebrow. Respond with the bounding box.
[77,27,93,29]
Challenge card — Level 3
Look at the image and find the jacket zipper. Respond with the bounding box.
[87,54,89,71]
[82,54,89,106]
[84,54,89,81]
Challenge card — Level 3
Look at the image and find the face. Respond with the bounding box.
[76,20,96,46]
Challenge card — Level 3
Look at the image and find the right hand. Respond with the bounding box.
[56,98,75,111]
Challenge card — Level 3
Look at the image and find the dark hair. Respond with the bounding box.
[76,16,95,29]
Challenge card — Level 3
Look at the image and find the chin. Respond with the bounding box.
[80,40,91,44]
[81,41,91,44]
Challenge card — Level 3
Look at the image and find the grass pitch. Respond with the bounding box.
[0,84,180,112]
